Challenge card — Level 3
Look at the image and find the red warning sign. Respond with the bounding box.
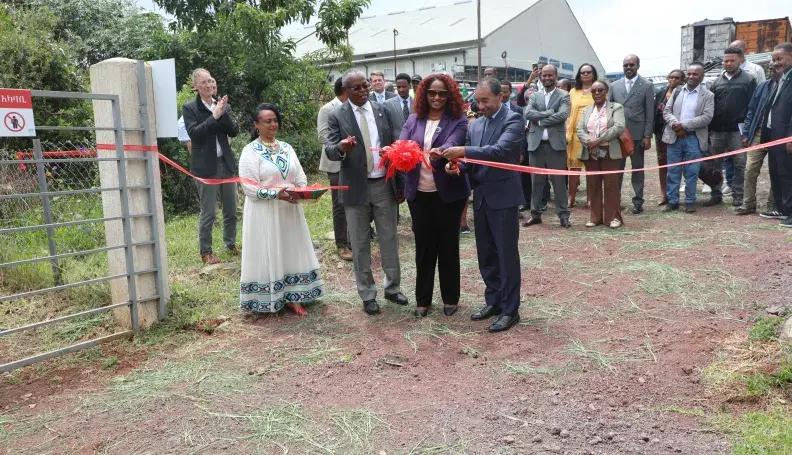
[0,89,35,137]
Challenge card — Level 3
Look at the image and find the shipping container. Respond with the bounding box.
[736,17,792,54]
[680,18,736,68]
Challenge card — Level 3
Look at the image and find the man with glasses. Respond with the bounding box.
[182,68,240,265]
[325,69,407,315]
[609,54,655,214]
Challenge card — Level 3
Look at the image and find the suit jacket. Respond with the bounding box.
[369,91,397,104]
[575,102,626,160]
[317,97,343,173]
[462,106,525,210]
[383,95,413,140]
[742,80,775,142]
[325,101,404,205]
[608,75,655,140]
[506,102,524,117]
[525,88,571,151]
[182,94,239,178]
[662,84,715,151]
[768,69,792,153]
[399,113,470,203]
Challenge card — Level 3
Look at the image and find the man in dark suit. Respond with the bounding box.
[443,77,524,333]
[523,64,571,227]
[609,54,655,214]
[368,71,397,105]
[767,43,792,228]
[182,68,240,265]
[326,69,407,315]
[383,73,413,139]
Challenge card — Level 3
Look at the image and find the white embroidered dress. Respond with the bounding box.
[238,140,323,313]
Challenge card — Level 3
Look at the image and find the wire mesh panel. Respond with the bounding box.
[0,91,161,373]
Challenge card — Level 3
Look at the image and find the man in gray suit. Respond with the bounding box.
[325,69,407,315]
[382,73,413,139]
[317,77,352,261]
[609,54,655,214]
[661,63,715,213]
[523,65,571,227]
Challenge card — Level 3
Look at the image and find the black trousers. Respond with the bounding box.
[407,192,466,307]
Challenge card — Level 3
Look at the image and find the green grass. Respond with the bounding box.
[715,408,792,455]
[749,317,785,341]
[655,405,706,417]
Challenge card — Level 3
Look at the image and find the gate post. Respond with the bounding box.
[89,58,170,330]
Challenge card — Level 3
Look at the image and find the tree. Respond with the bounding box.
[13,0,170,68]
[155,0,369,48]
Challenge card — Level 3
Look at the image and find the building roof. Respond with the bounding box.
[283,0,541,57]
[683,17,735,28]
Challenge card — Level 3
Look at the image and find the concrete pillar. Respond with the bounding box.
[89,58,170,329]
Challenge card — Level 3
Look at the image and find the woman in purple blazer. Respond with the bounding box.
[400,73,470,318]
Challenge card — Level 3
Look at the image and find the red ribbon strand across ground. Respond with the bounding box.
[94,135,792,187]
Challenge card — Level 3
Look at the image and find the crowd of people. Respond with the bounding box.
[178,41,792,333]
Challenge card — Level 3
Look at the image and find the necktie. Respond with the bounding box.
[357,107,374,173]
[765,81,780,128]
[402,99,409,120]
[626,79,633,93]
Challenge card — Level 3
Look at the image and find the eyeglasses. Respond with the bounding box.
[590,88,607,94]
[427,89,449,98]
[579,71,593,75]
[349,83,370,92]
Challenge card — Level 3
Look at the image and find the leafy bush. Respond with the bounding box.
[749,316,785,341]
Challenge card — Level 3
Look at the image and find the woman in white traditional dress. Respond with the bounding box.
[238,103,323,316]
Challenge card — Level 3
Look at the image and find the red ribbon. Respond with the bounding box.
[95,144,348,191]
[459,136,792,176]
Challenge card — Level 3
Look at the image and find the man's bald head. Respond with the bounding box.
[730,40,747,52]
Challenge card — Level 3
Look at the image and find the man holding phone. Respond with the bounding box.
[182,68,241,265]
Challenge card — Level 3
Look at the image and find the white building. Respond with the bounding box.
[284,0,603,85]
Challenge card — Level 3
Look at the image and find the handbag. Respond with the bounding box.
[619,127,634,158]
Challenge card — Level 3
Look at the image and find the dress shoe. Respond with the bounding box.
[201,253,221,265]
[661,203,679,213]
[385,292,409,305]
[632,205,644,214]
[488,314,520,332]
[338,247,353,261]
[471,305,502,321]
[363,300,380,315]
[522,217,542,227]
[414,308,429,318]
[228,246,242,255]
[443,306,458,317]
[703,197,723,207]
[560,218,571,228]
[685,203,697,213]
[658,200,668,206]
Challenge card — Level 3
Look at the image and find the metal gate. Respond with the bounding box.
[0,86,165,373]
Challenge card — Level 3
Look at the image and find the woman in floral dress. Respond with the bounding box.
[238,103,323,316]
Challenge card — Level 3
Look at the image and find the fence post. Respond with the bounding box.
[32,139,62,285]
[89,58,171,330]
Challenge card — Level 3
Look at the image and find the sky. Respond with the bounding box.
[136,0,791,75]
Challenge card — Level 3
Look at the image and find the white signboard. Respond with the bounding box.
[148,59,178,138]
[0,88,36,137]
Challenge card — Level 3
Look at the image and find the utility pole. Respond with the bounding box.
[393,29,399,79]
[477,0,482,80]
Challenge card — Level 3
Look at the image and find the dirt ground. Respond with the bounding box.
[2,155,792,455]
